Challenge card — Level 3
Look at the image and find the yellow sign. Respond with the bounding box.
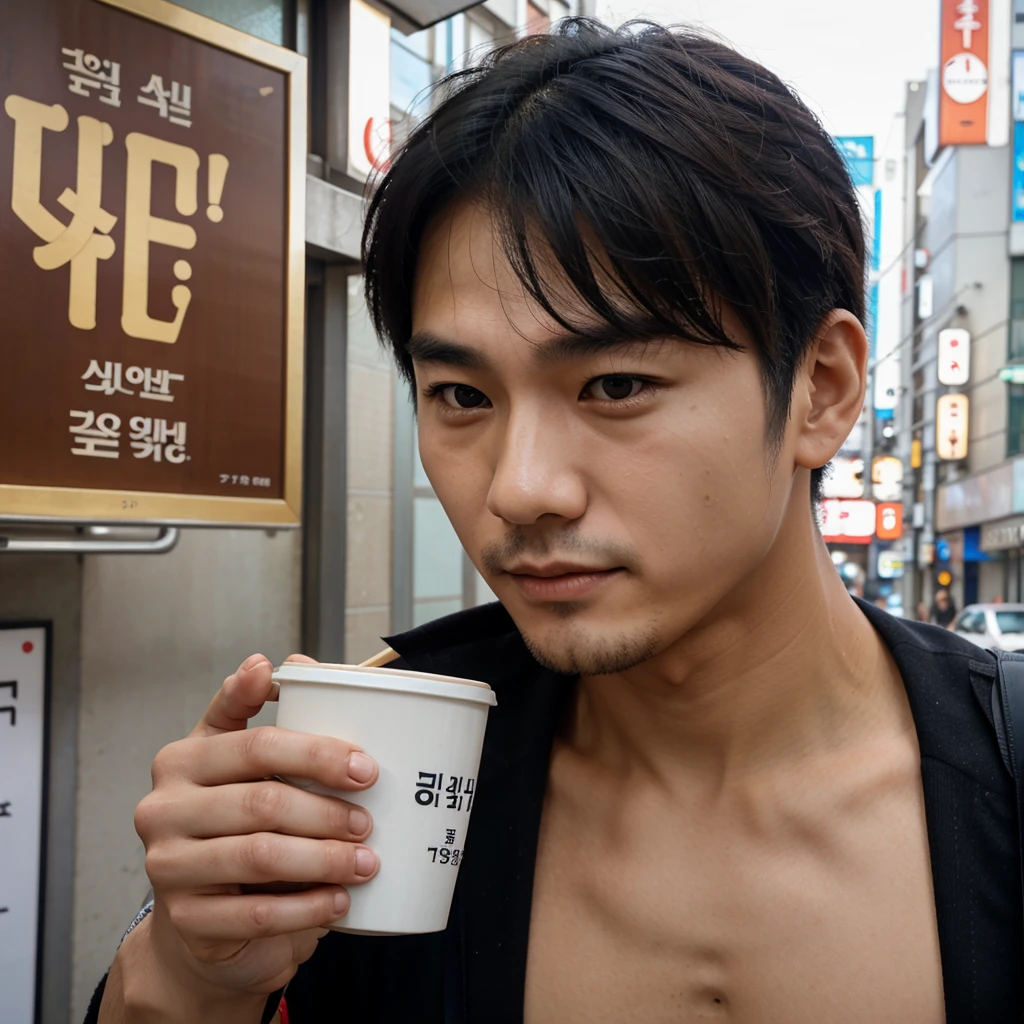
[938,570,953,587]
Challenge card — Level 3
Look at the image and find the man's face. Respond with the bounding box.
[410,204,808,675]
[936,591,949,610]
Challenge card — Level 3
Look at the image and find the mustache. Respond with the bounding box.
[479,530,640,575]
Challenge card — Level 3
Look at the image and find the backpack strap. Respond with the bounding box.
[993,652,1024,909]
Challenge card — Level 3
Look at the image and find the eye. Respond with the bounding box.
[432,384,491,410]
[582,375,645,401]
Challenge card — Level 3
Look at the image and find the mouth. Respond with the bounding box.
[504,564,624,601]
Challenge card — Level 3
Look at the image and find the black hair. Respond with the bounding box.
[362,18,866,502]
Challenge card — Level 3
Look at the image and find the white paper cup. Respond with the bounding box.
[272,662,497,936]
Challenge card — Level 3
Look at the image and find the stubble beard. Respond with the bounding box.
[518,605,661,676]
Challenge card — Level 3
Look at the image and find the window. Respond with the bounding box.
[391,30,434,116]
[956,610,983,633]
[1010,384,1024,457]
[1009,259,1024,457]
[996,610,1024,634]
[170,0,290,46]
[1011,258,1024,361]
[466,14,493,59]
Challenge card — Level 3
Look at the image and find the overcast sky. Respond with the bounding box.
[598,0,940,159]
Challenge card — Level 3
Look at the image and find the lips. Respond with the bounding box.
[505,562,612,578]
[505,566,622,601]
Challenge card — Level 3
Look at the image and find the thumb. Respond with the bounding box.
[192,653,276,738]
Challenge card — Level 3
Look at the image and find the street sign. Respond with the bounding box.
[871,457,903,502]
[820,499,876,544]
[936,394,970,459]
[940,0,991,146]
[1001,365,1024,383]
[822,456,865,499]
[878,550,905,578]
[835,136,874,187]
[938,328,971,385]
[876,502,904,540]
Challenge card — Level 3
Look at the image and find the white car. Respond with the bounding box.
[953,603,1024,652]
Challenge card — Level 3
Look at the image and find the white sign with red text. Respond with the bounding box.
[820,499,877,544]
[0,626,46,1024]
[938,328,971,386]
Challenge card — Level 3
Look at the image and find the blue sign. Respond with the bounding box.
[835,136,874,187]
[936,538,951,563]
[1014,122,1024,223]
[871,189,882,271]
[1014,53,1024,221]
[866,188,882,361]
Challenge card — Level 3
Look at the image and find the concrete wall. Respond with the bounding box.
[954,146,1011,475]
[70,528,301,1021]
[345,275,396,662]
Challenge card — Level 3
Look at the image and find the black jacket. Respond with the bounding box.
[87,599,1023,1022]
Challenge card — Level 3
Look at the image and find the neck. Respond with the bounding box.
[571,501,907,785]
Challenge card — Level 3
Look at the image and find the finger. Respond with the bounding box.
[171,887,352,942]
[183,727,378,790]
[166,781,373,842]
[193,655,276,738]
[149,833,379,888]
[284,654,319,665]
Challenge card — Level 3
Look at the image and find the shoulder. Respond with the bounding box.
[856,599,1009,794]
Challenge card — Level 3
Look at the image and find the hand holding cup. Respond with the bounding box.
[130,653,381,1000]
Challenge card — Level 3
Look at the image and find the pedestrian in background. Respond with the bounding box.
[931,588,958,630]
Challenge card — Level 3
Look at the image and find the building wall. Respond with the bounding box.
[346,275,396,662]
[70,529,301,1021]
[955,145,1011,476]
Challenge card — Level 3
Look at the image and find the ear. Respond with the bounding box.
[791,310,868,472]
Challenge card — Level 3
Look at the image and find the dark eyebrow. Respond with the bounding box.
[406,323,666,371]
[406,331,492,370]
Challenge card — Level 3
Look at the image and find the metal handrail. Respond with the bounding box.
[0,526,180,555]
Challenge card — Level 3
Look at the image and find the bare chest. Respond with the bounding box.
[524,758,945,1024]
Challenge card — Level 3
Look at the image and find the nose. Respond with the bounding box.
[485,407,588,526]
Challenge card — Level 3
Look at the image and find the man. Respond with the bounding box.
[931,589,958,631]
[90,20,1020,1023]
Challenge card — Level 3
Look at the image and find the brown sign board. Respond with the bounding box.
[0,0,306,526]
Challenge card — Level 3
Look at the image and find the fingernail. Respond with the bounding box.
[354,846,378,878]
[346,752,375,783]
[333,890,350,915]
[240,654,266,673]
[348,808,370,836]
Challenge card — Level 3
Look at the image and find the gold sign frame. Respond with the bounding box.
[1,0,306,527]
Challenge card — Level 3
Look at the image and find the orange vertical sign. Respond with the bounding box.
[940,0,990,146]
